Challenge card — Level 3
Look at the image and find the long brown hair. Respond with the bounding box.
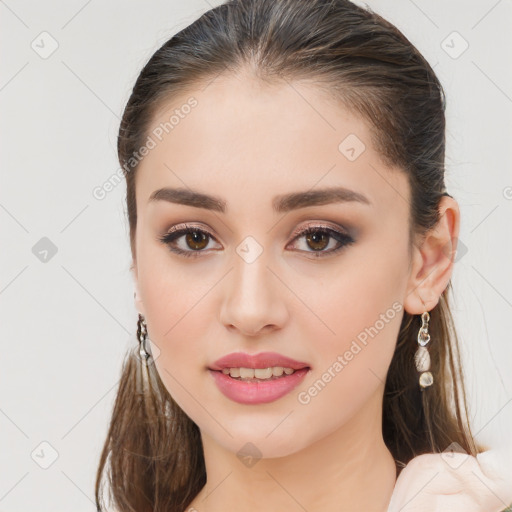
[95,1,485,510]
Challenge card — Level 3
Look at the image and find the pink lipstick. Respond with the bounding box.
[208,351,311,405]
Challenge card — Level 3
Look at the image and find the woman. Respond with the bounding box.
[95,0,512,510]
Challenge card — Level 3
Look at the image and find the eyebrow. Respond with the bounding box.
[148,186,371,213]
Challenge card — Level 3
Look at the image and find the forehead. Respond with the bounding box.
[135,73,410,217]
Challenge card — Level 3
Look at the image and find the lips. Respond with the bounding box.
[209,351,311,371]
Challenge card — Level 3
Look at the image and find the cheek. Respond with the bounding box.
[136,253,218,404]
[140,276,207,354]
[298,248,405,337]
[295,242,407,401]
[137,236,214,341]
[293,298,402,434]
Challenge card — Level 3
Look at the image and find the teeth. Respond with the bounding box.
[221,366,297,380]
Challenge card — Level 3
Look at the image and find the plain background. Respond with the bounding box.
[1,0,511,510]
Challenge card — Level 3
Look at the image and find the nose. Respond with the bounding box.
[219,250,289,337]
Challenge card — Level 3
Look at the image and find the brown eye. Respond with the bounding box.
[184,231,209,251]
[158,224,220,258]
[288,225,355,257]
[304,231,330,251]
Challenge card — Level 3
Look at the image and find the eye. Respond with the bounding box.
[287,224,355,258]
[158,224,221,259]
[158,222,355,259]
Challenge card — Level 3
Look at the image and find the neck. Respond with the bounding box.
[187,391,397,512]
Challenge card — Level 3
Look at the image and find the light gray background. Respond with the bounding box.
[1,0,511,510]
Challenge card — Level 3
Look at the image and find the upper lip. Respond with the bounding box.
[209,351,311,371]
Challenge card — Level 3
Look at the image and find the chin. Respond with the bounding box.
[211,427,311,461]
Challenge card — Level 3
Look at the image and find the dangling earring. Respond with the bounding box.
[137,313,151,364]
[415,311,433,389]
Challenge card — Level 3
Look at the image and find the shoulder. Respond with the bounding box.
[387,450,512,512]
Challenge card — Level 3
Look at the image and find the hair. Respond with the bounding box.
[95,1,486,511]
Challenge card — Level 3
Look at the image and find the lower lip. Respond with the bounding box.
[208,368,310,405]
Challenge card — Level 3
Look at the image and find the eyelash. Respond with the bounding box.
[158,223,355,259]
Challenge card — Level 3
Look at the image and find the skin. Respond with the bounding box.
[132,69,460,512]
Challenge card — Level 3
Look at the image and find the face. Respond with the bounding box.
[132,71,413,458]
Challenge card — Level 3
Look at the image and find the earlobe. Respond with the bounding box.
[132,263,145,316]
[403,196,460,315]
[134,288,145,316]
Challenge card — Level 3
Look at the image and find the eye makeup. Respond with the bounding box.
[157,221,356,259]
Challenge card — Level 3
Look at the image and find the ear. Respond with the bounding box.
[404,195,460,315]
[131,260,146,316]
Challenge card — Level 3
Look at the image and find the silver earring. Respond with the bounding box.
[137,313,151,364]
[415,311,433,389]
